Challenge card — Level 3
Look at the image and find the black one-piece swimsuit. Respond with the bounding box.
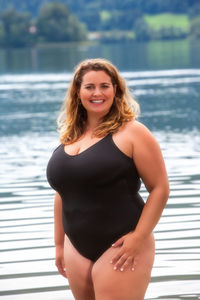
[46,134,144,262]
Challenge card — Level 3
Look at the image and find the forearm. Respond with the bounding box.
[54,192,65,246]
[134,185,169,240]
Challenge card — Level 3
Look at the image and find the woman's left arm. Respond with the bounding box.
[111,121,170,270]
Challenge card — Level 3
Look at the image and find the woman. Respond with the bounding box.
[47,58,169,300]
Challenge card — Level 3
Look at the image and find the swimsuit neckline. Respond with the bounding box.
[63,134,110,158]
[62,133,133,161]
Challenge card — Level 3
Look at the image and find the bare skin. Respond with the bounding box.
[53,70,169,299]
[63,231,155,300]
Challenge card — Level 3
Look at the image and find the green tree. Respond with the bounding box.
[134,18,151,41]
[100,9,142,31]
[36,2,87,42]
[190,16,200,38]
[80,10,101,31]
[0,8,34,47]
[189,2,200,18]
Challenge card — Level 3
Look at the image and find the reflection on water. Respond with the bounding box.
[0,67,200,299]
[1,40,200,73]
[146,40,190,69]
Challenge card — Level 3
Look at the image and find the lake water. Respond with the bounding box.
[0,39,200,299]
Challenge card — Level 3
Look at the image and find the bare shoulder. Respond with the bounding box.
[125,120,157,144]
[113,120,161,160]
[124,120,162,161]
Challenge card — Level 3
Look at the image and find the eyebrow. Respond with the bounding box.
[83,82,112,86]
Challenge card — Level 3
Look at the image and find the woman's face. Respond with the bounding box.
[78,70,116,117]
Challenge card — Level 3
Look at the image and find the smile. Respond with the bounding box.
[90,100,105,103]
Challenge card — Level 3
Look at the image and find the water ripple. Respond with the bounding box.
[0,69,200,299]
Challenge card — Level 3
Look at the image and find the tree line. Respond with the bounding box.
[1,0,199,17]
[0,0,200,47]
[0,2,87,47]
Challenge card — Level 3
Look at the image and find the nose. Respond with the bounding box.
[93,87,102,96]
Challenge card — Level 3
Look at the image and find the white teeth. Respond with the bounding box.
[91,100,104,103]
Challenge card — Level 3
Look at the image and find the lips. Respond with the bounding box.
[90,100,105,103]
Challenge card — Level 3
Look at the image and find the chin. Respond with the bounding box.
[90,107,111,116]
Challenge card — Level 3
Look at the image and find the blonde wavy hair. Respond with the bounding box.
[58,58,140,144]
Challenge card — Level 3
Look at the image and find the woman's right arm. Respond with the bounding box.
[54,192,67,277]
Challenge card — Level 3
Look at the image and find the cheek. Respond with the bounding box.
[108,90,115,100]
[79,90,90,100]
[109,86,116,96]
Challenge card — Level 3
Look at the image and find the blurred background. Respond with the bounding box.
[0,0,200,299]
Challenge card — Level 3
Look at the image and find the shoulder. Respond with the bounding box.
[124,120,154,140]
[124,120,160,151]
[113,120,160,160]
[52,144,63,153]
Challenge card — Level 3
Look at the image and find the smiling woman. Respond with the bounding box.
[78,70,116,116]
[46,58,169,300]
[57,58,140,145]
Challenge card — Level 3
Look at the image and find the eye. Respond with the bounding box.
[85,85,94,90]
[101,84,109,89]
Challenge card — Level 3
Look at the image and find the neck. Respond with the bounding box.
[85,113,103,136]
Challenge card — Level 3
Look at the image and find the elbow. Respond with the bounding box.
[166,177,170,197]
[164,183,170,203]
[161,180,170,205]
[147,181,170,205]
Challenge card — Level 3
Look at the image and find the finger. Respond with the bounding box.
[112,236,124,248]
[120,257,133,272]
[58,265,67,278]
[56,260,67,278]
[132,257,138,271]
[110,248,124,264]
[113,254,127,270]
[58,265,65,276]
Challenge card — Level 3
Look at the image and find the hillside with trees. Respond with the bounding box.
[0,2,87,47]
[0,0,200,47]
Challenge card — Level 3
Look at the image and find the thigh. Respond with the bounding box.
[64,235,95,300]
[92,233,155,300]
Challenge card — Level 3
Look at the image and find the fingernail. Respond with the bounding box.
[120,268,124,271]
[132,267,135,271]
[110,260,113,264]
[114,266,117,270]
[112,244,115,247]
